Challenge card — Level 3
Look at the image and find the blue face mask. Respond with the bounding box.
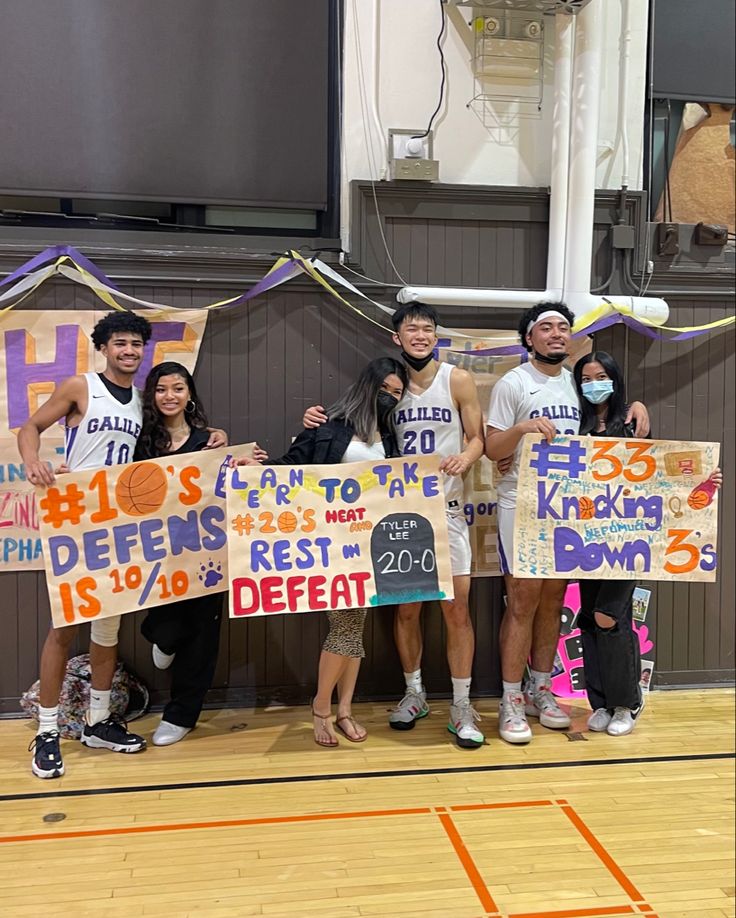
[581,379,614,404]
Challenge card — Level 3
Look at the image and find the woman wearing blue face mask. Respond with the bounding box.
[573,351,722,735]
[573,351,647,736]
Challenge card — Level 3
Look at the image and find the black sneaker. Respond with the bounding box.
[81,715,146,753]
[29,731,65,779]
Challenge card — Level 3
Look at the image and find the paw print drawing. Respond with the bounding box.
[198,560,223,588]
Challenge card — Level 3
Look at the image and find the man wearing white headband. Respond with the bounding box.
[485,302,649,745]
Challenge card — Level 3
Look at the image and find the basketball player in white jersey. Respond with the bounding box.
[19,312,227,778]
[486,303,649,745]
[304,303,486,748]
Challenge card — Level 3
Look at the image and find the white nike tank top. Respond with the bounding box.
[393,362,464,510]
[65,373,142,471]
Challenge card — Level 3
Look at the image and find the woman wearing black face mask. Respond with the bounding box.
[239,358,407,747]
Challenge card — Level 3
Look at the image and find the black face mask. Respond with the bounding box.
[533,349,568,365]
[377,390,399,429]
[400,350,434,372]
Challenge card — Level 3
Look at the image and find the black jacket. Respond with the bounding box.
[270,419,400,465]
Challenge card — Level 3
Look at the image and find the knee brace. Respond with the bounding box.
[90,615,122,648]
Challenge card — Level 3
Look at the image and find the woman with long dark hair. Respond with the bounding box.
[239,357,408,746]
[573,351,646,735]
[573,351,720,736]
[135,362,241,745]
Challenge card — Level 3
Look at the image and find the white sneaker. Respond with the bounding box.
[388,691,429,731]
[448,700,484,749]
[607,707,635,736]
[499,692,532,744]
[525,684,571,729]
[152,644,175,670]
[152,721,192,746]
[587,708,613,732]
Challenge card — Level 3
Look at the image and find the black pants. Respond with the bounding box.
[578,579,642,712]
[141,594,224,728]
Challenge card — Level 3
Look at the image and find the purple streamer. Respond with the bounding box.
[0,243,299,311]
[571,314,622,337]
[202,259,301,311]
[2,246,731,339]
[572,311,726,343]
[0,244,121,291]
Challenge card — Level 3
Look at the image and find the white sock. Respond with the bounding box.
[530,669,551,692]
[452,677,472,706]
[37,704,59,736]
[502,681,522,696]
[404,670,424,694]
[88,689,111,726]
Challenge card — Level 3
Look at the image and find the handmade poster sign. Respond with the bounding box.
[514,435,720,582]
[0,308,208,571]
[38,445,252,627]
[227,456,453,618]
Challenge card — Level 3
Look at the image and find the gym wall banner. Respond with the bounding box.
[1,309,208,571]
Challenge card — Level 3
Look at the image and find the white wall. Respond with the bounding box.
[341,0,649,250]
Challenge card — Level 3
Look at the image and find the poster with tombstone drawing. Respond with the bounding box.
[226,456,453,617]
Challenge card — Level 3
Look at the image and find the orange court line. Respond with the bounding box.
[559,803,644,902]
[508,907,637,918]
[0,805,433,845]
[437,811,498,915]
[0,797,648,918]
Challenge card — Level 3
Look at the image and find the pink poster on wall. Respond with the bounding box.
[550,581,655,699]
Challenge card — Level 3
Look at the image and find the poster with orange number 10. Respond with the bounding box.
[36,445,254,627]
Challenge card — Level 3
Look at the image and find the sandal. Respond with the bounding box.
[335,715,368,743]
[311,706,339,747]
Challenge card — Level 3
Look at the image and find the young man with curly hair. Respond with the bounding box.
[486,302,649,745]
[19,312,227,777]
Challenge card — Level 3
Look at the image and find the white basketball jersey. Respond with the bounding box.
[487,362,581,507]
[393,362,464,511]
[65,373,142,471]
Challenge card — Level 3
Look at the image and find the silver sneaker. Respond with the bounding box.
[152,721,192,746]
[587,708,613,732]
[388,691,429,731]
[448,700,484,749]
[525,684,571,729]
[607,707,635,736]
[499,692,532,744]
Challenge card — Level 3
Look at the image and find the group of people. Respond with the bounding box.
[19,300,715,779]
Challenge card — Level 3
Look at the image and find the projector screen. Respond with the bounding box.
[0,0,331,209]
[651,0,736,104]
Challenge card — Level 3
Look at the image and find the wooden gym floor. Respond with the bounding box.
[0,689,733,918]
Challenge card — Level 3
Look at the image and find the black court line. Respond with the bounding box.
[0,751,732,803]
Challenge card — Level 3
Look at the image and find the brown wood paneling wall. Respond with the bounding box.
[1,184,733,714]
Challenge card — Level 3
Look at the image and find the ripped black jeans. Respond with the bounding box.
[578,579,642,712]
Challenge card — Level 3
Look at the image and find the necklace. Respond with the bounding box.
[167,424,190,439]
